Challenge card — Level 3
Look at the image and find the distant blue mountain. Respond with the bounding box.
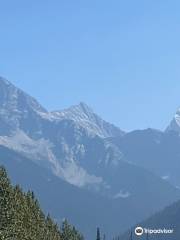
[119,199,180,240]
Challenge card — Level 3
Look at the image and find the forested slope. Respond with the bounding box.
[0,166,83,240]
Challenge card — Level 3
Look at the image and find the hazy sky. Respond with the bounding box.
[1,0,180,131]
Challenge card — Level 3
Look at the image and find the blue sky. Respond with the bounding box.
[1,0,180,131]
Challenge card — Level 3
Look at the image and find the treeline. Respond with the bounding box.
[0,166,84,240]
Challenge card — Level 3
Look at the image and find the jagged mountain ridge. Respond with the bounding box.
[52,102,125,138]
[0,77,124,138]
[0,77,124,189]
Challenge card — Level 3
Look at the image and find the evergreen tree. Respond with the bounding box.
[0,166,15,239]
[61,219,84,240]
[96,227,101,240]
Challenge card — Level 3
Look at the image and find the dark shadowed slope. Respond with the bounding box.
[119,199,180,240]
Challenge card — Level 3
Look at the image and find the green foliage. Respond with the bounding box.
[61,219,84,240]
[0,166,83,240]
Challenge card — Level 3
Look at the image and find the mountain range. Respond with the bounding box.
[0,77,180,239]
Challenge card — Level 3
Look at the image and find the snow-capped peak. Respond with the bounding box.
[0,76,47,114]
[52,102,94,118]
[77,102,94,115]
[0,77,124,139]
[166,107,180,133]
[51,102,124,138]
[0,76,48,136]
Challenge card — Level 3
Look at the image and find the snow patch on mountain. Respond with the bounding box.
[166,108,180,133]
[161,175,170,180]
[113,190,131,199]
